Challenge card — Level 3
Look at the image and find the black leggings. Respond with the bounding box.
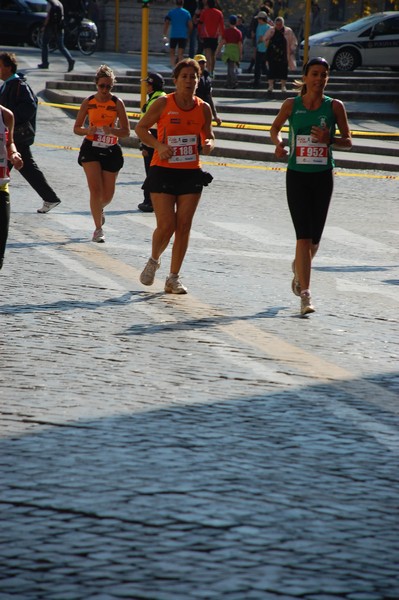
[0,189,10,266]
[286,168,333,244]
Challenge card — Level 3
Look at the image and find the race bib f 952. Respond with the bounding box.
[296,135,328,165]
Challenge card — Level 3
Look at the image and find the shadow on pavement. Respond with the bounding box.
[1,380,399,599]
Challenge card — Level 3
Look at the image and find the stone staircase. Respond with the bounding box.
[44,68,399,172]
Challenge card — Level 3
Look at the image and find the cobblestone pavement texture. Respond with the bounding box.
[0,47,398,600]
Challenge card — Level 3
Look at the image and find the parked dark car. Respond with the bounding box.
[0,0,47,48]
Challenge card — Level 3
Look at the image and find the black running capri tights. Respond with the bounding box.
[286,168,334,245]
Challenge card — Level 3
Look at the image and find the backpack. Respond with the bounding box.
[49,2,64,28]
[12,77,38,146]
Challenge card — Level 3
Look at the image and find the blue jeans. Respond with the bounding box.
[41,27,73,66]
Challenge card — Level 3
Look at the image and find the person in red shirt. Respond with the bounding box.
[198,0,224,76]
[216,15,242,89]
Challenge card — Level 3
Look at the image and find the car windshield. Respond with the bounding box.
[20,0,48,12]
[336,14,381,32]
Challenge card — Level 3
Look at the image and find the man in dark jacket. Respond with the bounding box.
[0,52,62,213]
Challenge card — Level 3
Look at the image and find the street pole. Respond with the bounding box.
[303,0,312,66]
[141,3,150,108]
[115,0,120,52]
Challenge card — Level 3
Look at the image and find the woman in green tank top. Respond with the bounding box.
[270,57,352,316]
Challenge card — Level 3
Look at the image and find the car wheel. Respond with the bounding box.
[29,23,43,48]
[333,48,360,71]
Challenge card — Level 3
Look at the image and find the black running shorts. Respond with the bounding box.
[143,166,212,196]
[78,139,124,172]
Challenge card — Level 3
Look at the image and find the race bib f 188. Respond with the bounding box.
[168,135,197,163]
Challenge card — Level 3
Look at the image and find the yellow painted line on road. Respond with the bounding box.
[35,141,399,181]
[34,227,399,415]
[39,100,399,139]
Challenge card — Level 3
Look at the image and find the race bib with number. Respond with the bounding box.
[167,135,197,164]
[92,129,117,148]
[296,135,328,165]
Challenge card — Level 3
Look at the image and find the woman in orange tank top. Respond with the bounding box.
[74,65,130,243]
[135,58,215,295]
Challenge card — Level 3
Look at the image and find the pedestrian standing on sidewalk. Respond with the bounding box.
[215,15,243,89]
[0,52,62,214]
[263,16,297,93]
[135,58,215,295]
[198,0,225,76]
[38,0,75,73]
[270,57,351,316]
[194,54,222,126]
[252,10,270,89]
[0,104,23,270]
[73,65,130,243]
[184,0,198,57]
[137,73,166,213]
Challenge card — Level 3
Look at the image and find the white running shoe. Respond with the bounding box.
[37,200,61,213]
[140,257,160,286]
[164,275,187,294]
[92,228,105,243]
[300,291,315,316]
[291,259,301,297]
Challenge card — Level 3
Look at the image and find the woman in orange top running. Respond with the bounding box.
[135,58,215,295]
[74,65,130,243]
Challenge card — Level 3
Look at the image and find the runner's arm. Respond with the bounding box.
[270,98,293,158]
[135,96,173,160]
[2,107,23,169]
[73,98,96,136]
[103,98,130,139]
[331,99,352,150]
[201,102,215,155]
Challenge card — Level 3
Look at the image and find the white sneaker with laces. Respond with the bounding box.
[92,228,105,243]
[300,291,315,316]
[140,257,160,286]
[37,200,61,213]
[164,275,187,294]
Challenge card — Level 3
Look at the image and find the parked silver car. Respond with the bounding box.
[300,12,399,71]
